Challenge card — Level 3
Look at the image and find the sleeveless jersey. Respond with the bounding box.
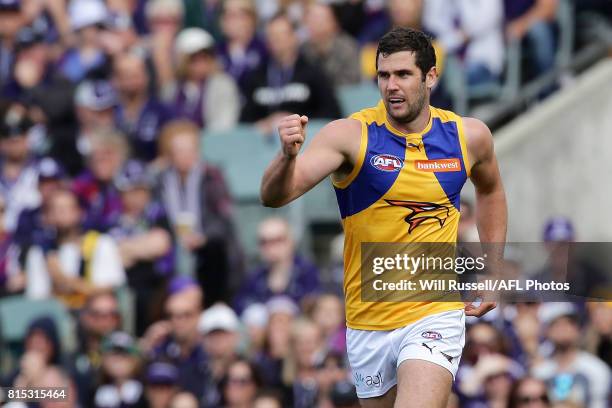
[334,101,470,330]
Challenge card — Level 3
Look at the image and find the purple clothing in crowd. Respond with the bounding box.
[114,99,170,162]
[504,0,536,21]
[72,171,122,232]
[217,37,268,89]
[171,81,207,128]
[233,255,320,314]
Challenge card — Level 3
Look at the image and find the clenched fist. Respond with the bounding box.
[279,114,308,158]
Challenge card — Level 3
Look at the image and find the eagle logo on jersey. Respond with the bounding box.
[385,200,451,233]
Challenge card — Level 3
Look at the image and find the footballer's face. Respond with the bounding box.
[377,51,437,124]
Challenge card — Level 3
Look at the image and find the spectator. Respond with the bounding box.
[74,80,118,160]
[22,188,125,306]
[34,366,80,408]
[157,27,240,130]
[240,13,341,132]
[157,120,237,305]
[199,303,241,381]
[57,0,110,82]
[222,358,262,408]
[68,292,122,406]
[112,52,170,162]
[311,293,346,354]
[329,380,360,408]
[458,353,523,408]
[94,331,146,408]
[458,198,479,242]
[5,316,63,388]
[72,129,127,232]
[109,160,173,336]
[169,391,200,408]
[241,303,269,358]
[0,103,40,233]
[234,217,320,314]
[508,377,551,408]
[143,277,220,406]
[254,296,299,388]
[533,303,610,408]
[0,195,18,295]
[504,0,558,80]
[253,389,284,408]
[13,157,65,249]
[430,0,505,89]
[287,318,325,408]
[303,3,361,86]
[314,351,350,408]
[144,361,181,408]
[584,302,611,366]
[0,0,26,88]
[218,0,268,91]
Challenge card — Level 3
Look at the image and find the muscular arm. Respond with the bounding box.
[260,115,361,207]
[464,117,507,316]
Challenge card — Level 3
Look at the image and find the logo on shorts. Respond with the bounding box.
[421,343,454,363]
[354,371,383,388]
[370,154,403,172]
[421,331,443,340]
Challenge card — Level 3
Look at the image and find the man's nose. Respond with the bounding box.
[387,75,399,91]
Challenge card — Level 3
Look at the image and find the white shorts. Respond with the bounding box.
[346,309,466,399]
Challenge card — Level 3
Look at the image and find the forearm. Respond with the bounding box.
[260,153,298,207]
[121,230,172,261]
[475,186,507,243]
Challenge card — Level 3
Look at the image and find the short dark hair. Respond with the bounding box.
[376,27,436,79]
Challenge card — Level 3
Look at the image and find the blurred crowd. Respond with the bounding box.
[0,0,610,407]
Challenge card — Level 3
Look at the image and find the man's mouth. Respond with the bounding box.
[388,96,406,107]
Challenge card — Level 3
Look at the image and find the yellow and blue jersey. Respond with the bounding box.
[335,101,470,330]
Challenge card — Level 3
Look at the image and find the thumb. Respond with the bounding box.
[300,115,309,129]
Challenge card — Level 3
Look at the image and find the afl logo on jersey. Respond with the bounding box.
[370,154,403,172]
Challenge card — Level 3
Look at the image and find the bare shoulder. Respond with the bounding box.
[462,117,494,165]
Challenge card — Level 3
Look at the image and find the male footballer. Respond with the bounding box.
[261,27,507,408]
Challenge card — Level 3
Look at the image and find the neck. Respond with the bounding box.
[387,104,431,135]
[58,228,81,243]
[275,52,297,69]
[554,346,577,367]
[121,93,146,111]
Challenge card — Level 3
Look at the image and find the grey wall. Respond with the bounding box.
[489,59,612,241]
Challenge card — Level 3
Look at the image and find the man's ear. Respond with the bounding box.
[425,66,438,89]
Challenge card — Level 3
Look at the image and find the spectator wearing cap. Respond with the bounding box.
[112,52,170,162]
[156,27,240,131]
[533,217,607,300]
[74,80,118,157]
[144,361,180,408]
[13,157,65,249]
[69,292,123,407]
[73,129,128,232]
[221,358,263,408]
[143,277,220,406]
[217,0,268,92]
[240,13,341,132]
[234,217,320,314]
[302,3,361,87]
[0,102,40,233]
[199,303,241,381]
[57,0,110,82]
[109,160,173,336]
[94,331,146,408]
[22,188,125,306]
[532,303,610,408]
[0,0,26,88]
[157,120,240,305]
[504,0,558,80]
